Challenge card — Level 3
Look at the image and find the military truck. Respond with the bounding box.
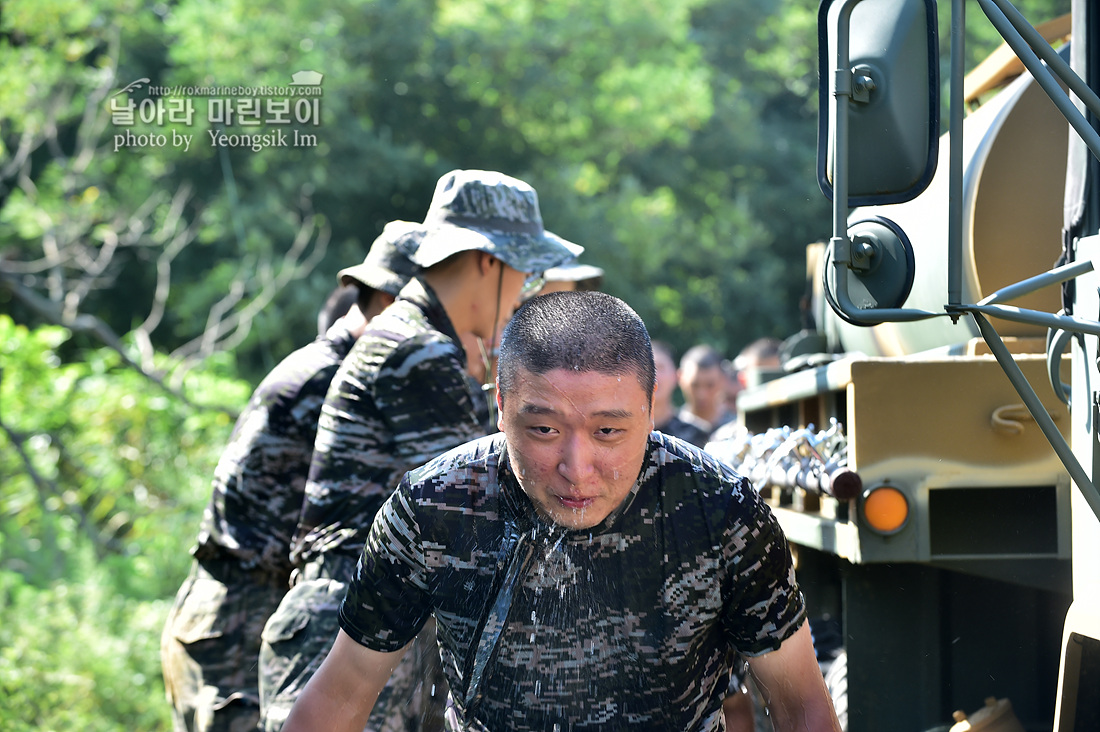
[720,1,1100,729]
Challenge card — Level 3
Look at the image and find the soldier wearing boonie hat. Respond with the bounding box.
[257,170,582,732]
[403,169,586,407]
[161,223,417,732]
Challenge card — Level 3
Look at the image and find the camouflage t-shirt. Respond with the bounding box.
[290,278,485,567]
[340,432,806,732]
[194,321,358,576]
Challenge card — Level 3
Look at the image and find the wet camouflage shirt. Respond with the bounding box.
[194,322,358,576]
[340,431,806,732]
[290,278,484,567]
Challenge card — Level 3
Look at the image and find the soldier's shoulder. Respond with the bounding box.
[648,432,748,490]
[338,312,460,379]
[407,434,505,487]
[250,338,345,406]
[373,329,464,386]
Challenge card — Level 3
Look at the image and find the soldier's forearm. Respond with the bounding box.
[282,630,405,732]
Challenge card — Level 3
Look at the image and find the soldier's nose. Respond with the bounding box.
[557,435,594,485]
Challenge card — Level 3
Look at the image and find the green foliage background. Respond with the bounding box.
[1,316,251,730]
[0,0,1071,727]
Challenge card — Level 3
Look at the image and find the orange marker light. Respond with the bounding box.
[861,485,909,534]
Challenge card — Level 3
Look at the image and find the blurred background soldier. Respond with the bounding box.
[677,343,736,442]
[733,337,783,390]
[709,336,785,446]
[651,340,710,447]
[258,169,581,732]
[160,223,418,732]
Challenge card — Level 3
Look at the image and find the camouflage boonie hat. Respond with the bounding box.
[398,170,583,274]
[338,221,421,297]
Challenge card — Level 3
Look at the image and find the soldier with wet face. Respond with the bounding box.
[280,291,840,732]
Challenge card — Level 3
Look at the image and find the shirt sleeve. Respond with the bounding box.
[339,478,433,651]
[720,477,807,656]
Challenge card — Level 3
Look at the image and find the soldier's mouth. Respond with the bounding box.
[556,495,595,510]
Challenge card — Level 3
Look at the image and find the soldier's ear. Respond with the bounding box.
[495,386,505,431]
[478,251,499,276]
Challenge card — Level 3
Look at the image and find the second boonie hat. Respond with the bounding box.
[542,261,604,286]
[337,220,422,297]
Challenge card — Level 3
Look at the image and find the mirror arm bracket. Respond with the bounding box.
[833,68,853,99]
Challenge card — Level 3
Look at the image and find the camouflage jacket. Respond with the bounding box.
[194,321,358,577]
[340,432,806,732]
[290,278,484,567]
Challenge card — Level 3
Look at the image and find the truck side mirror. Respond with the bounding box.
[818,0,940,206]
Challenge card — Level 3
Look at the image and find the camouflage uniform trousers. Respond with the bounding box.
[258,555,447,732]
[161,557,289,732]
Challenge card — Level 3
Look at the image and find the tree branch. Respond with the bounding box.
[166,194,331,376]
[0,268,197,405]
